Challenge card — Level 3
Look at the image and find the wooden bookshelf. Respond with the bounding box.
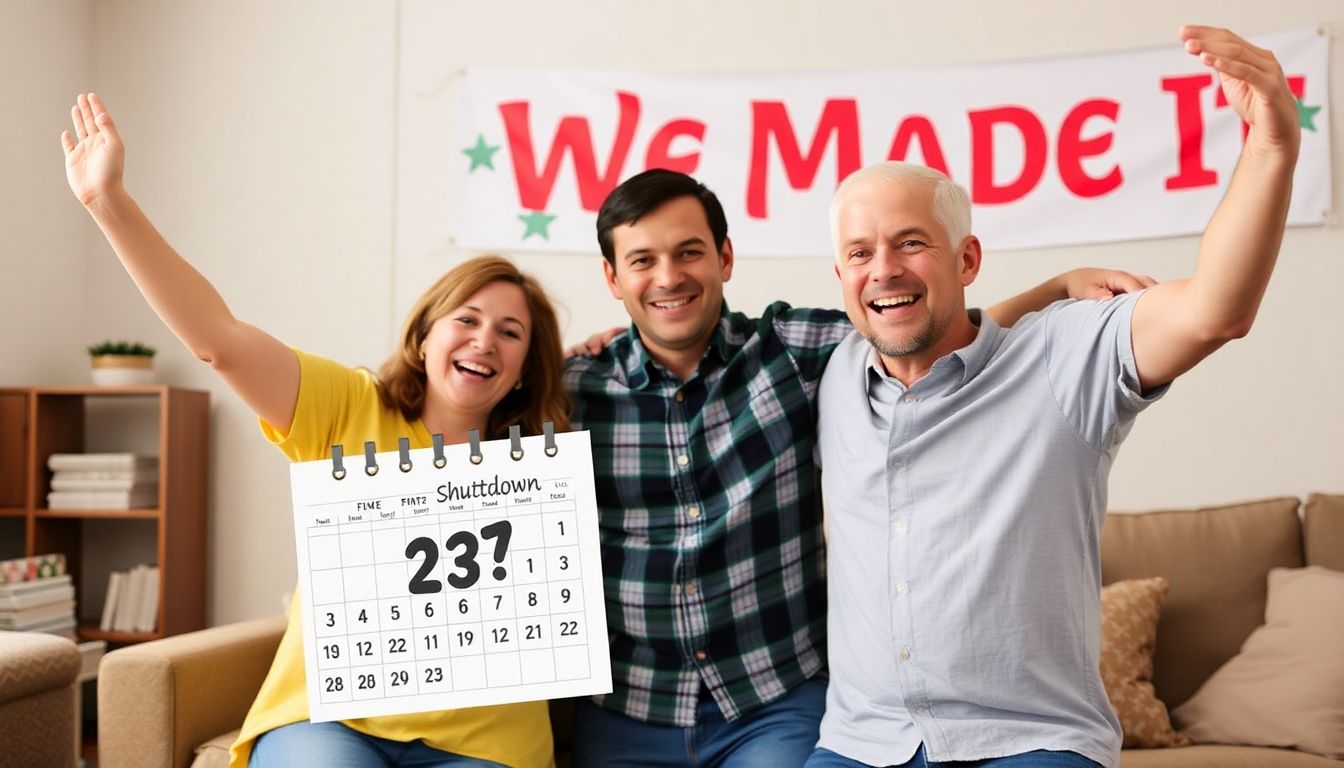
[0,385,209,640]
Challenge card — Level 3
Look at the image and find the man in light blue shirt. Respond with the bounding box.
[809,26,1301,768]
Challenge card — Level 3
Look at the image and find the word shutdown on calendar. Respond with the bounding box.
[289,428,611,722]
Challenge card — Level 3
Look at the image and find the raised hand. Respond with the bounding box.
[60,93,124,207]
[1180,25,1301,155]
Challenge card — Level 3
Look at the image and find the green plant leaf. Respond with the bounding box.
[88,340,156,357]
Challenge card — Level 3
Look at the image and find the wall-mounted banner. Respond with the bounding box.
[448,27,1330,258]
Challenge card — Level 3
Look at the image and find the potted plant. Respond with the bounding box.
[88,340,156,386]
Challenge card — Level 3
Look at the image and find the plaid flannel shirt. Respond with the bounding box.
[565,301,852,726]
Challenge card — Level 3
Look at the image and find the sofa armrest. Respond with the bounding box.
[98,615,286,768]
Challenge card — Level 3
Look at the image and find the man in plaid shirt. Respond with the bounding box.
[565,170,1149,766]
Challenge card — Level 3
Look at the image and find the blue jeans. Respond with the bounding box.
[250,721,507,768]
[805,745,1102,768]
[573,679,828,767]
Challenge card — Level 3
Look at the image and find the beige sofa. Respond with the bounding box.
[99,494,1344,768]
[0,629,81,768]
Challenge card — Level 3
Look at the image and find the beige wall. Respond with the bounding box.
[0,0,92,385]
[2,0,1340,624]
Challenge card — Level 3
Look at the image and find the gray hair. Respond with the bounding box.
[830,162,972,251]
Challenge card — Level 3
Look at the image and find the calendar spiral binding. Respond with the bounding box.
[329,420,559,480]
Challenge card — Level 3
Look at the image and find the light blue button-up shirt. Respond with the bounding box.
[816,294,1165,768]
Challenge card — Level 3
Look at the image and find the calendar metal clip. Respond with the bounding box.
[509,425,524,461]
[398,437,413,472]
[330,444,347,480]
[543,421,558,457]
[432,433,447,468]
[363,441,379,476]
[468,429,484,464]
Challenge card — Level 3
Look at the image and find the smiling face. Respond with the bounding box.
[419,280,531,427]
[603,195,734,377]
[833,176,980,378]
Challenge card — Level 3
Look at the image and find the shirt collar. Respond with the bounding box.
[865,308,1000,393]
[618,302,733,390]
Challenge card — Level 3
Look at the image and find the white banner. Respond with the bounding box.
[448,27,1330,258]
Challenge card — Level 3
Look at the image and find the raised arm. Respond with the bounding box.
[1129,26,1299,391]
[986,268,1157,327]
[61,93,299,431]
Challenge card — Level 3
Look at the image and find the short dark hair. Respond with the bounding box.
[596,169,729,266]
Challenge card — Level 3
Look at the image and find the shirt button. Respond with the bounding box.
[890,458,906,470]
[912,705,928,716]
[676,454,689,467]
[687,506,701,519]
[899,648,911,662]
[904,393,918,403]
[694,650,708,661]
[675,391,685,402]
[892,519,908,535]
[896,581,909,596]
[684,584,698,596]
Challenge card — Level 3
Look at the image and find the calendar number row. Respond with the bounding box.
[318,646,592,703]
[316,614,587,669]
[314,580,583,636]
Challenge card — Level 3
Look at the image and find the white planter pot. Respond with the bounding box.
[90,355,155,386]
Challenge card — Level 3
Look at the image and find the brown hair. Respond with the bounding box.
[377,255,569,438]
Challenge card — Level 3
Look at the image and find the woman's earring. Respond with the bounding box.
[514,380,523,391]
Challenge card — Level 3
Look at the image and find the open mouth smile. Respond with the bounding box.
[453,359,497,379]
[868,294,922,315]
[649,295,697,311]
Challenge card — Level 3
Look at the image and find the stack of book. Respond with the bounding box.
[0,554,77,639]
[46,453,159,510]
[99,564,160,634]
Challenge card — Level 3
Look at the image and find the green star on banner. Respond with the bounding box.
[519,211,557,241]
[1296,99,1321,132]
[462,135,500,171]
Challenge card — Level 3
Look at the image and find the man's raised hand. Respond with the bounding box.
[1180,25,1300,156]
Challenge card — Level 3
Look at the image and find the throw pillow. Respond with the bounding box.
[1099,576,1189,747]
[1172,566,1344,759]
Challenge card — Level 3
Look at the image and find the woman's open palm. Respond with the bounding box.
[61,93,124,206]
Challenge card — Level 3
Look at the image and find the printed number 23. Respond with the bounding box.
[405,521,512,593]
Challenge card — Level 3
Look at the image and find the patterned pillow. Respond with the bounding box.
[1099,577,1189,747]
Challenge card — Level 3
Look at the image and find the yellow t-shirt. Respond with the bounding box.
[229,350,554,768]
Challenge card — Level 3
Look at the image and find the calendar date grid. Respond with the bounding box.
[302,476,590,703]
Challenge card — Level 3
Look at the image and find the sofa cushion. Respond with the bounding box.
[1100,498,1302,709]
[1119,744,1344,767]
[1100,578,1187,747]
[1171,566,1344,759]
[1304,493,1344,572]
[190,729,237,768]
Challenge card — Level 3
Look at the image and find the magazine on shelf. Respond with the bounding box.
[0,575,75,611]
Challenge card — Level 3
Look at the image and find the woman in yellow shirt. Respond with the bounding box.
[61,92,565,767]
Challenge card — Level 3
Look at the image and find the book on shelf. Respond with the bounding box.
[46,453,159,473]
[5,613,77,639]
[77,640,106,681]
[0,553,67,584]
[47,488,159,510]
[98,571,124,632]
[134,566,160,633]
[0,599,76,629]
[101,564,159,634]
[113,566,143,632]
[50,468,159,491]
[0,574,75,611]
